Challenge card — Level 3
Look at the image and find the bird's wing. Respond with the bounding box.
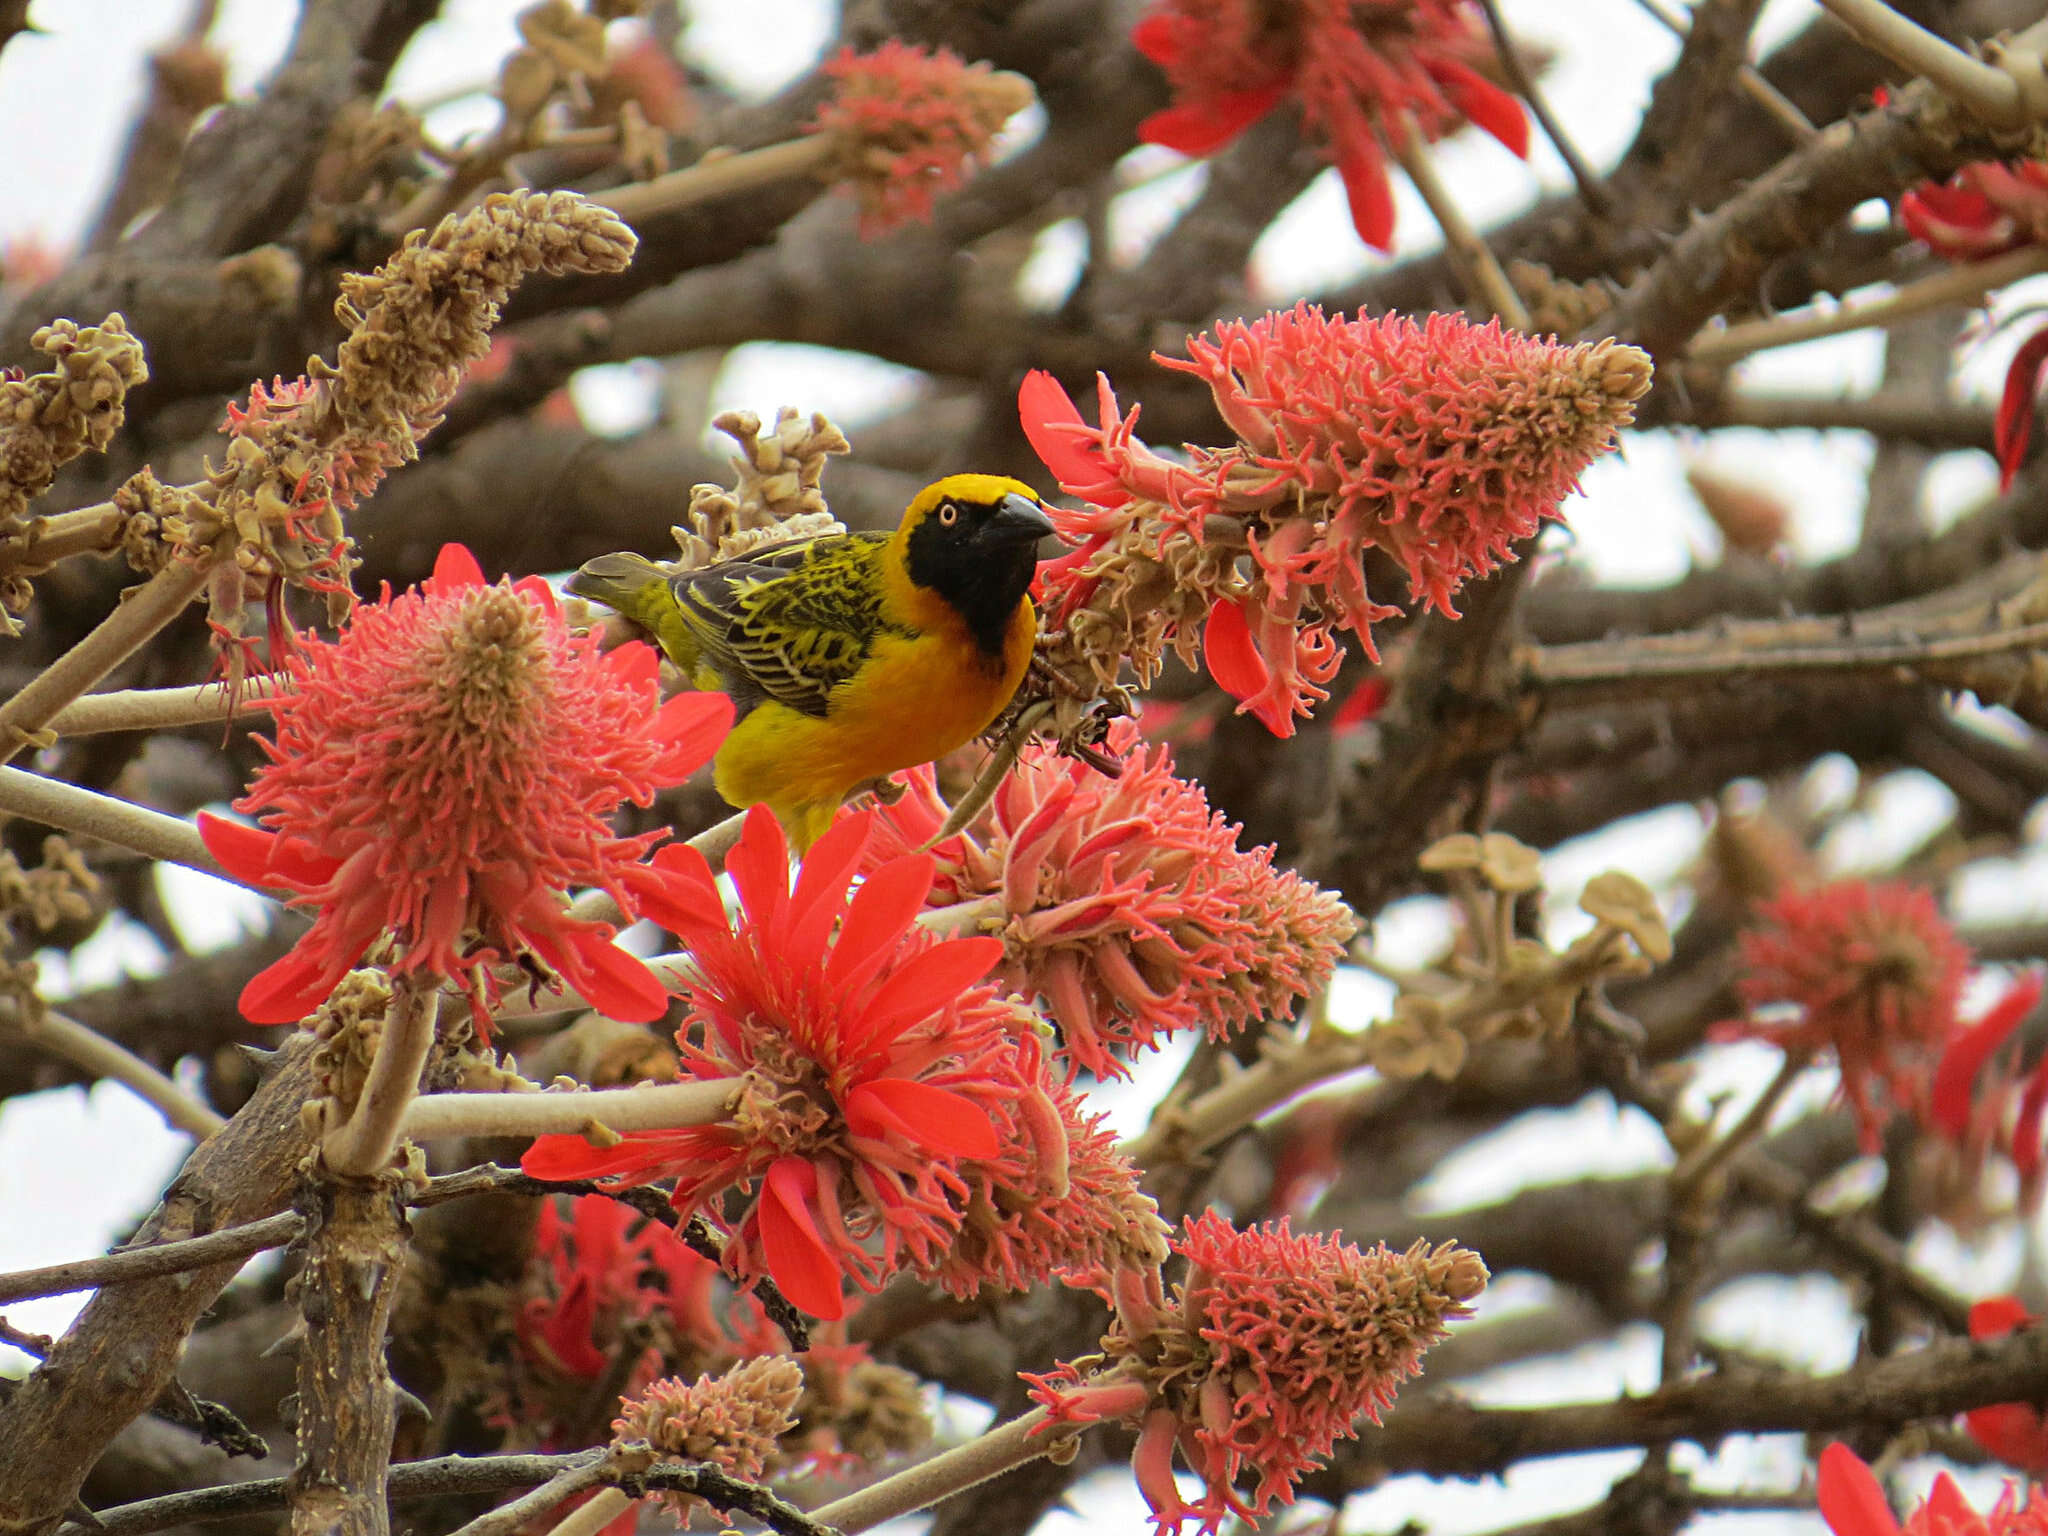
[670,532,905,719]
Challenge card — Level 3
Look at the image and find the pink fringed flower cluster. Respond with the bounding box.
[610,1357,805,1524]
[1131,0,1527,250]
[1725,880,1971,1151]
[523,807,1166,1320]
[198,544,732,1030]
[1022,306,1650,734]
[866,720,1355,1078]
[812,41,1033,234]
[1026,1211,1486,1534]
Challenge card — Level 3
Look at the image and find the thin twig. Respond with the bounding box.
[597,137,837,226]
[7,503,127,575]
[923,704,1049,851]
[808,1407,1064,1533]
[0,767,226,877]
[1672,1049,1813,1202]
[1624,0,1816,139]
[10,1011,225,1138]
[1687,245,2048,365]
[1388,125,1533,331]
[0,1212,300,1308]
[1477,0,1610,216]
[0,561,211,766]
[1815,0,2028,127]
[57,1455,836,1536]
[320,982,439,1177]
[398,1077,742,1142]
[48,676,283,737]
[1526,614,2048,697]
[444,1450,615,1536]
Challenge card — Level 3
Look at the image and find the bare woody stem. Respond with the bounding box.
[1527,614,2048,697]
[1387,125,1532,332]
[1686,245,2048,366]
[444,1452,620,1536]
[1121,1026,1376,1166]
[1671,1048,1815,1202]
[10,1010,226,1139]
[397,1077,743,1142]
[1814,0,2030,127]
[289,1165,411,1536]
[321,983,440,1178]
[0,560,211,765]
[0,765,228,876]
[49,675,283,736]
[597,137,836,227]
[808,1407,1064,1533]
[8,502,126,575]
[1624,0,1816,138]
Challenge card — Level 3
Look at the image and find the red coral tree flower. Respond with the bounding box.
[1020,309,1649,734]
[1923,972,2048,1226]
[1131,0,1528,250]
[1819,1440,2048,1536]
[812,41,1034,235]
[1964,1297,2048,1479]
[866,720,1354,1079]
[197,544,732,1028]
[1727,879,1969,1152]
[1900,160,2048,489]
[522,806,1061,1321]
[1026,1212,1486,1534]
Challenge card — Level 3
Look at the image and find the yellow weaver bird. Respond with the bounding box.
[570,474,1056,851]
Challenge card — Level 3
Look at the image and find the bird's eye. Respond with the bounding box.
[937,501,960,527]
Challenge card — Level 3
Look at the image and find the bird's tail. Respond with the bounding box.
[567,552,703,678]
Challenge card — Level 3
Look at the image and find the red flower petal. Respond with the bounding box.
[1018,370,1126,505]
[825,853,936,997]
[520,1129,687,1182]
[847,935,1004,1051]
[238,949,348,1025]
[538,1272,608,1376]
[1130,10,1182,66]
[196,811,281,887]
[427,543,486,595]
[844,1077,1000,1159]
[1428,56,1529,158]
[1332,675,1388,731]
[1930,972,2042,1137]
[725,805,792,938]
[1996,324,2048,490]
[653,689,734,779]
[627,847,728,949]
[1815,1443,1901,1536]
[1972,1295,2033,1339]
[1335,137,1397,252]
[1202,597,1269,702]
[758,1158,846,1319]
[1137,83,1289,159]
[2017,1050,2048,1185]
[788,810,873,961]
[529,925,672,1024]
[1923,1475,1974,1527]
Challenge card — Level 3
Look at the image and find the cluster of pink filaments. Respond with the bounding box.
[1021,305,1650,734]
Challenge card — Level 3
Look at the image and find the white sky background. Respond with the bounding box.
[0,1,2041,1531]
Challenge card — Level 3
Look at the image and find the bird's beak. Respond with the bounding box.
[987,492,1058,546]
